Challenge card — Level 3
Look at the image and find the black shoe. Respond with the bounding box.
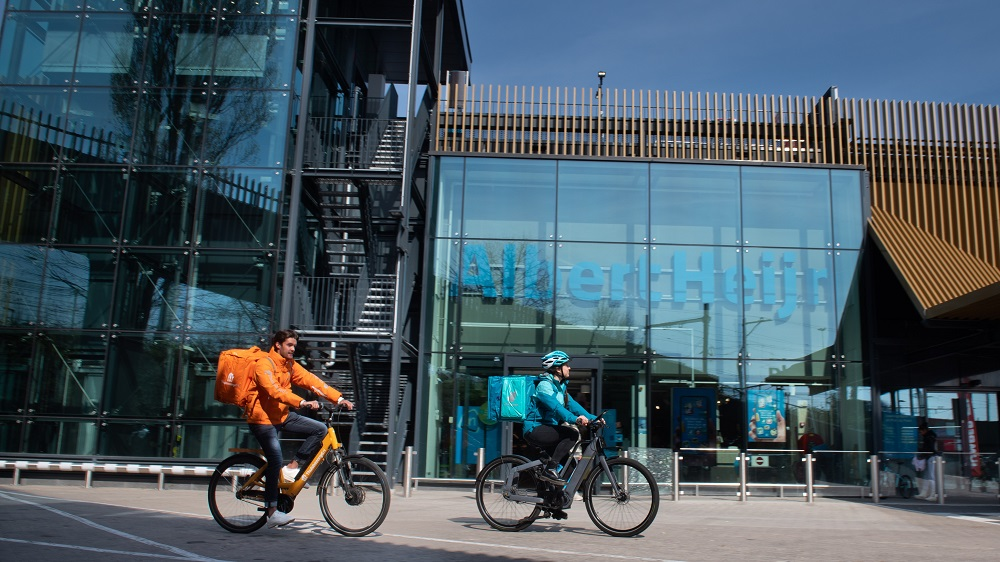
[536,468,565,486]
[551,509,568,520]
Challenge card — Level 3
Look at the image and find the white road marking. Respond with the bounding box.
[948,515,1000,525]
[0,491,226,562]
[380,533,684,562]
[0,537,225,560]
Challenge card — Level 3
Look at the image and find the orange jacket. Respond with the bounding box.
[244,348,343,425]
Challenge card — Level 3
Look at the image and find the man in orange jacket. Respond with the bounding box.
[246,329,354,527]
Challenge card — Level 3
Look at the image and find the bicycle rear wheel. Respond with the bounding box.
[583,456,659,537]
[207,453,269,533]
[475,455,542,532]
[318,456,391,537]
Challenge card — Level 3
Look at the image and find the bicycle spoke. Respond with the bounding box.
[475,456,542,532]
[584,457,659,537]
[318,456,390,537]
[208,453,269,533]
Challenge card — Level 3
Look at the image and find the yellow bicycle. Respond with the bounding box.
[208,404,391,536]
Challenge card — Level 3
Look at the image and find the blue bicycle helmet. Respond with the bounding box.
[541,350,571,369]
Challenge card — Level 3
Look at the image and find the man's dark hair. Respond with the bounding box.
[918,421,929,431]
[271,329,300,349]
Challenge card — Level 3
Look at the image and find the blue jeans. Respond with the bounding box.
[248,412,327,507]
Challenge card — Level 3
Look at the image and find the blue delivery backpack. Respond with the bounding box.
[487,375,540,422]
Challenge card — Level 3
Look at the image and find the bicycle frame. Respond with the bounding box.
[237,426,343,499]
[502,425,617,508]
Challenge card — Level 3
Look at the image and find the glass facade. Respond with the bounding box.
[423,157,871,485]
[0,0,295,460]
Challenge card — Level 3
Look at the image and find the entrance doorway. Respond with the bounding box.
[924,390,999,495]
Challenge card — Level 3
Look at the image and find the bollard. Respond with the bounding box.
[738,452,747,502]
[870,455,879,504]
[935,456,945,505]
[805,453,814,503]
[672,451,680,501]
[476,447,485,476]
[403,446,414,498]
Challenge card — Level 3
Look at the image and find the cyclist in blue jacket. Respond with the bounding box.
[523,350,596,485]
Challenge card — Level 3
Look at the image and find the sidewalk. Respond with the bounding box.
[1,483,998,562]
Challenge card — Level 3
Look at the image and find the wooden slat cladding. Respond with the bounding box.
[435,85,1000,319]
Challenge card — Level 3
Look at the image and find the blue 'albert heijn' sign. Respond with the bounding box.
[453,243,829,321]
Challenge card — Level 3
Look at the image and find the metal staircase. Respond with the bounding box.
[293,114,413,477]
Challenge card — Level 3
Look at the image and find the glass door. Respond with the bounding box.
[925,390,999,498]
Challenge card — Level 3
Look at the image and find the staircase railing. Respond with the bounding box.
[303,117,402,170]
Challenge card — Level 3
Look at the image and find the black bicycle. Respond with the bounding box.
[474,414,659,537]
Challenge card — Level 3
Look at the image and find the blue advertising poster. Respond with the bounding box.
[671,388,716,449]
[747,388,786,443]
[454,405,501,465]
[882,411,919,458]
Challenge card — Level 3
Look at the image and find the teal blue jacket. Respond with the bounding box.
[523,373,595,434]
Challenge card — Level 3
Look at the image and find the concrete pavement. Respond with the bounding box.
[1,482,998,562]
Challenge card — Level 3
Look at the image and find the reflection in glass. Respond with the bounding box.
[742,247,836,361]
[434,157,464,238]
[24,420,98,455]
[649,244,741,360]
[172,423,259,460]
[196,168,282,248]
[0,332,32,413]
[98,421,170,457]
[557,161,647,243]
[104,333,177,417]
[0,245,113,328]
[0,11,81,85]
[554,242,645,354]
[462,158,556,240]
[28,332,107,415]
[835,250,863,361]
[741,167,832,249]
[0,166,58,242]
[188,251,274,332]
[456,239,553,353]
[72,13,144,87]
[831,169,866,249]
[427,238,461,353]
[202,88,291,167]
[113,249,190,330]
[651,163,740,246]
[51,167,127,244]
[0,87,72,163]
[120,167,196,246]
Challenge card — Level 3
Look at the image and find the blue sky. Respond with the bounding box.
[462,0,1000,106]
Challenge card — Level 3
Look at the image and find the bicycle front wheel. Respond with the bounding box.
[475,455,542,532]
[207,453,268,533]
[897,474,916,498]
[583,456,659,537]
[318,456,391,536]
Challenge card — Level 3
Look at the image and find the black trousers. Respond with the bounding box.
[524,424,579,469]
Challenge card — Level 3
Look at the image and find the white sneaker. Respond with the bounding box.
[281,465,298,482]
[267,510,295,528]
[924,494,938,502]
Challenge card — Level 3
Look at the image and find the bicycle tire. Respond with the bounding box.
[897,474,915,499]
[583,456,659,537]
[318,456,391,537]
[475,455,542,532]
[207,453,269,533]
